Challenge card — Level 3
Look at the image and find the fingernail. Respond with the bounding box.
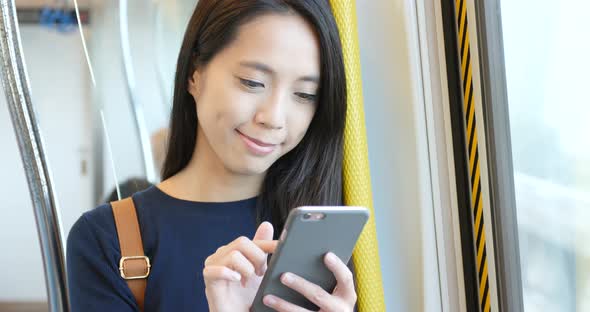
[281,272,293,284]
[232,272,242,281]
[326,252,337,264]
[264,295,276,306]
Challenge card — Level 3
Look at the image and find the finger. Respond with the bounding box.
[252,222,274,274]
[221,250,256,281]
[280,272,335,309]
[263,294,311,312]
[253,221,274,241]
[227,236,268,275]
[253,239,278,276]
[202,265,241,283]
[204,244,227,266]
[324,252,356,300]
[253,239,278,253]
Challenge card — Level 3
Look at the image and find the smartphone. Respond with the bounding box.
[251,206,369,311]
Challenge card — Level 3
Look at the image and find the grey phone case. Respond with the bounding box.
[251,206,369,311]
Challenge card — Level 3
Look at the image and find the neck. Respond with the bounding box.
[158,129,264,203]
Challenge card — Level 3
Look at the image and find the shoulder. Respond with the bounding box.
[66,203,141,310]
[67,187,158,255]
[67,203,118,255]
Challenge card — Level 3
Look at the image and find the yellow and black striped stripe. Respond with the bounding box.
[454,0,490,311]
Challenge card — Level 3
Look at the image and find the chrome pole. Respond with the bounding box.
[0,0,69,311]
[119,0,157,183]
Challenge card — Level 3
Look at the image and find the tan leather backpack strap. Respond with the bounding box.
[111,197,150,311]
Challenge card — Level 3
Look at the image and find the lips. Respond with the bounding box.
[236,130,277,147]
[236,130,278,156]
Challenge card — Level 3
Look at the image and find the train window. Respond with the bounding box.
[501,0,590,311]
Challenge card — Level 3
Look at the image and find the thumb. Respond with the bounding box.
[253,221,274,242]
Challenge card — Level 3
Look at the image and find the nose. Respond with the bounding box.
[254,91,286,130]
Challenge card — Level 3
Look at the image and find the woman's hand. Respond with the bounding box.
[262,252,357,312]
[203,222,277,312]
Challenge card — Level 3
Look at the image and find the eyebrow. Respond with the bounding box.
[239,61,319,84]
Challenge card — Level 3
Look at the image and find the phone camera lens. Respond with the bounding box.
[303,213,311,220]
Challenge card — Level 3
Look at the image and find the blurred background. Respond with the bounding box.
[501,0,590,311]
[1,0,589,311]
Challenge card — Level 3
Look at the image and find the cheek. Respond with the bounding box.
[199,85,252,130]
[218,93,255,128]
[287,106,316,146]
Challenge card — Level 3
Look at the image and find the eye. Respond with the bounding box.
[239,78,265,89]
[295,92,317,103]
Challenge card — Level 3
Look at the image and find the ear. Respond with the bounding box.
[187,68,201,98]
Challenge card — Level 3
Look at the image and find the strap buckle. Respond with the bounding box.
[119,256,151,280]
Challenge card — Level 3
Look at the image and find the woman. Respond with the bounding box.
[67,0,355,311]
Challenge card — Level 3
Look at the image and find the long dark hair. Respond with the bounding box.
[161,0,347,234]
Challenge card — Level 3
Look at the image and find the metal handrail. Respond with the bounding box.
[0,0,69,311]
[119,0,157,183]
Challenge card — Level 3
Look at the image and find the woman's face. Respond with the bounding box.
[188,13,320,176]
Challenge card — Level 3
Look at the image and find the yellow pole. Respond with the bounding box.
[329,1,386,310]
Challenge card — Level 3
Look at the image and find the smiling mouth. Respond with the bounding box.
[236,130,277,146]
[236,130,278,156]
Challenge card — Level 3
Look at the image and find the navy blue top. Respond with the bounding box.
[66,185,260,311]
